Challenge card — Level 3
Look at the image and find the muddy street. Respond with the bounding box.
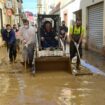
[0,47,105,105]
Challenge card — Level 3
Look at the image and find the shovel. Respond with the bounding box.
[72,42,81,75]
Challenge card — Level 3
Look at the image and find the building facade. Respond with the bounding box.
[39,0,105,54]
[15,0,23,26]
[57,0,105,54]
[0,0,23,46]
[49,0,60,14]
[0,1,3,29]
[37,0,42,14]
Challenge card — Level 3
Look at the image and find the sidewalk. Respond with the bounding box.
[66,44,105,72]
[83,50,105,72]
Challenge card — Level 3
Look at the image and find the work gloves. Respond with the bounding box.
[25,43,28,48]
[74,42,79,48]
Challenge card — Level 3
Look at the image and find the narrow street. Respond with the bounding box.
[0,47,105,105]
[0,0,105,105]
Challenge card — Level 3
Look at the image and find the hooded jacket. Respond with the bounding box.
[3,29,16,44]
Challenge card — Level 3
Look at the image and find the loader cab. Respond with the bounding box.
[37,15,60,50]
[35,14,71,73]
[40,21,59,49]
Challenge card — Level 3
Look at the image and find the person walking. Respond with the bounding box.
[19,19,36,74]
[13,24,20,52]
[3,24,17,63]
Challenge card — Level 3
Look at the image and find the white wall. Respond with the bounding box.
[0,3,3,46]
[60,0,104,43]
[60,0,81,31]
[103,1,105,46]
[80,0,103,7]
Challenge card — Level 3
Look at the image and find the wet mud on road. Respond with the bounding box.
[0,47,105,105]
[83,50,105,72]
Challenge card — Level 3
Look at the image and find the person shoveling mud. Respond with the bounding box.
[69,18,85,74]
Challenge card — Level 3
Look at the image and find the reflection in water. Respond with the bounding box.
[58,86,93,105]
[15,73,26,104]
[1,47,105,105]
[82,81,94,84]
[58,88,73,105]
[0,74,10,96]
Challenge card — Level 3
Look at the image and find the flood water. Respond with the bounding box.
[0,47,105,105]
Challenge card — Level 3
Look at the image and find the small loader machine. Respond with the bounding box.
[34,14,71,73]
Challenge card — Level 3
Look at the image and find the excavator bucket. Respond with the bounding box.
[36,56,71,73]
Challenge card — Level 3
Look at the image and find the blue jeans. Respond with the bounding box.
[8,42,17,62]
[41,38,58,48]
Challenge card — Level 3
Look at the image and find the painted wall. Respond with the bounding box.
[60,0,105,47]
[60,0,105,37]
[0,2,3,46]
[42,0,60,14]
[0,1,18,46]
[103,1,105,46]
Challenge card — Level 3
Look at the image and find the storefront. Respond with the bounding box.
[60,0,105,53]
[88,2,104,51]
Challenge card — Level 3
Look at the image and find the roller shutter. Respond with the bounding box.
[88,2,103,49]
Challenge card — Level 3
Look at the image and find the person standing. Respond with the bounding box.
[60,21,68,50]
[13,24,18,32]
[19,19,36,74]
[69,18,84,71]
[13,24,20,52]
[3,24,17,63]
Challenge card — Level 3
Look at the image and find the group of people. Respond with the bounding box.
[40,18,84,72]
[1,19,37,74]
[60,19,84,72]
[1,24,18,63]
[1,17,84,74]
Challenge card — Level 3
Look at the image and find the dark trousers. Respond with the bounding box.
[16,39,20,52]
[23,43,34,67]
[41,38,58,48]
[70,41,82,67]
[8,43,17,62]
[27,44,34,67]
